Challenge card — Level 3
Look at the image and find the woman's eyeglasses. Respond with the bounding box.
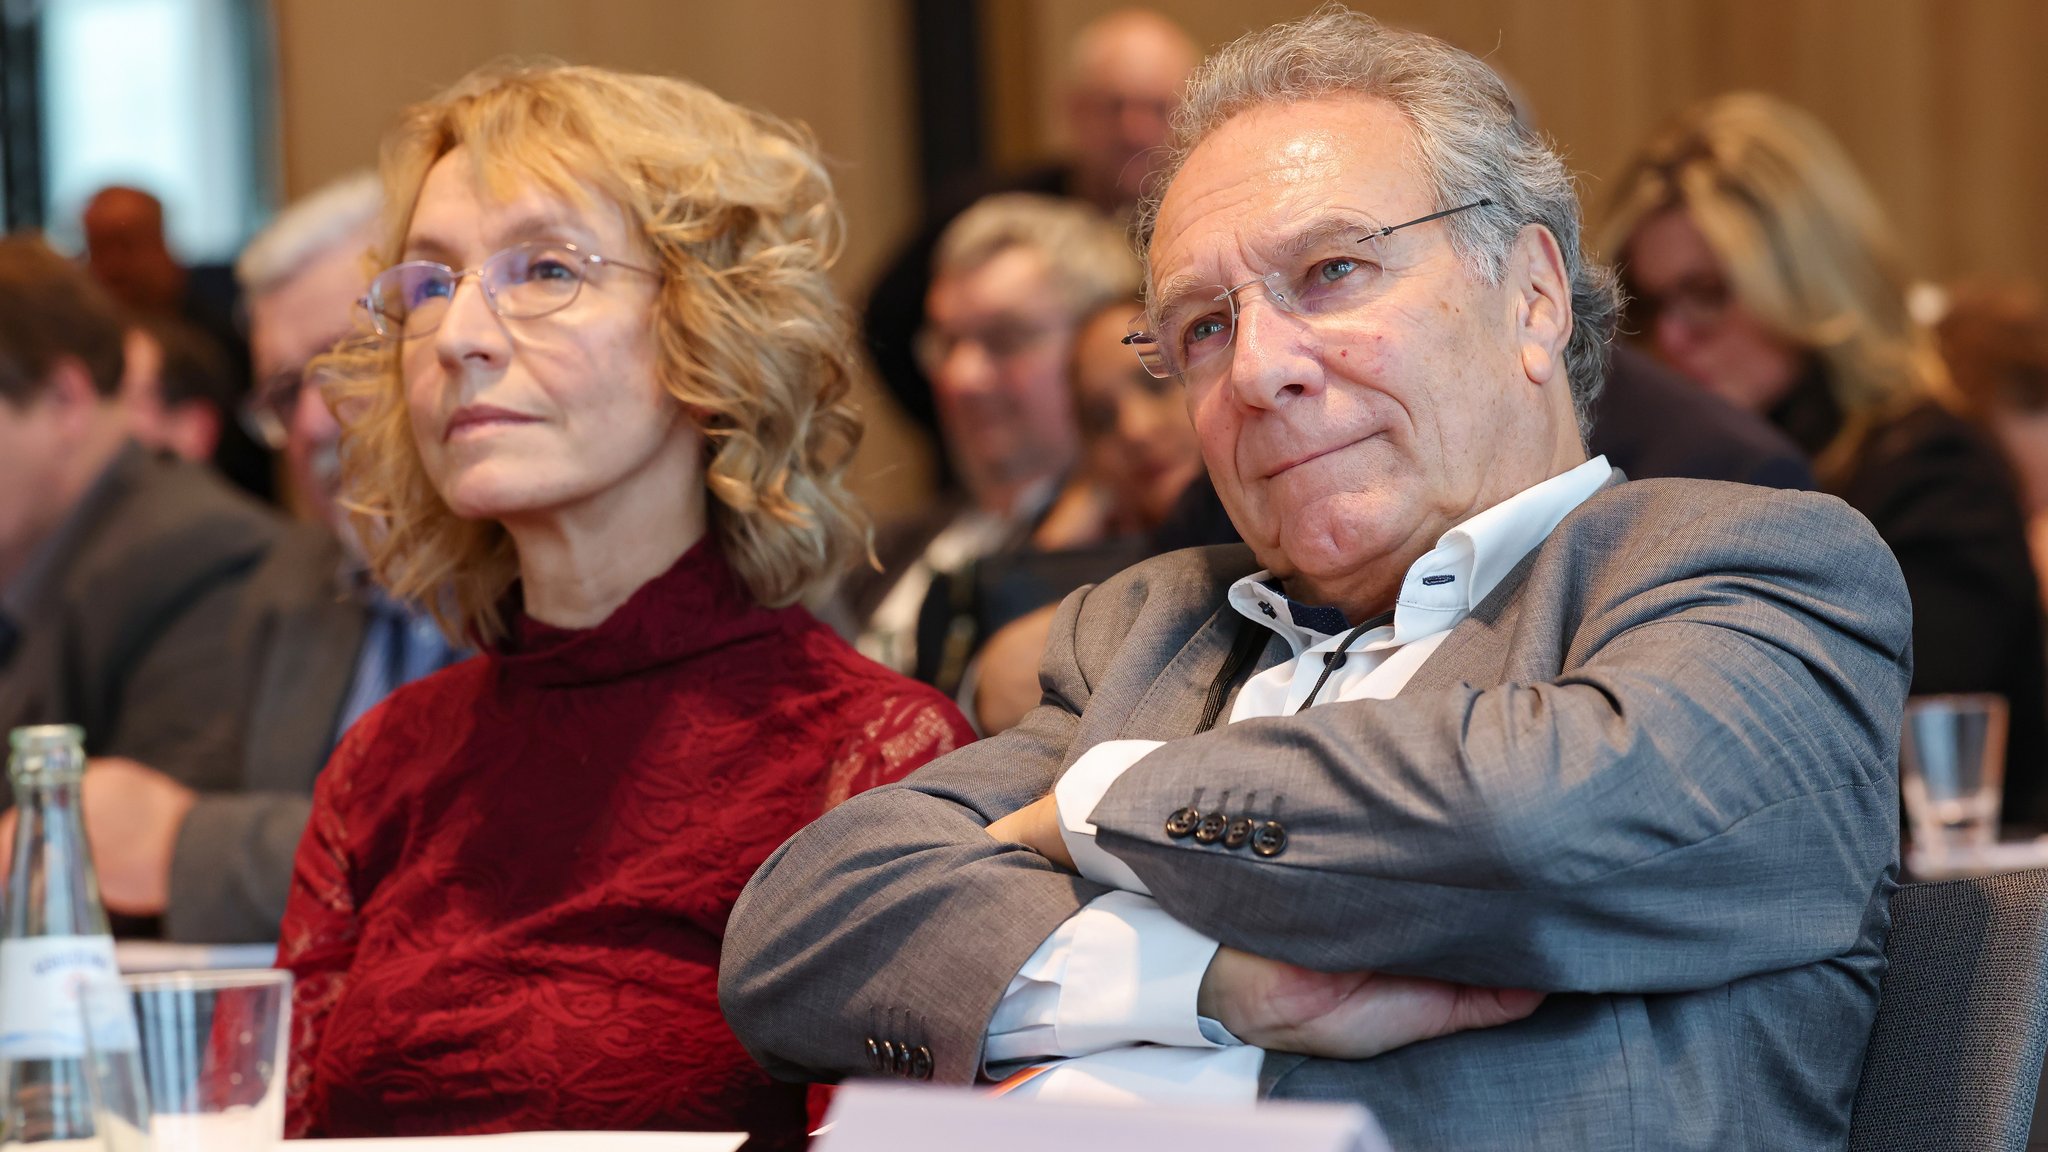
[361,241,657,340]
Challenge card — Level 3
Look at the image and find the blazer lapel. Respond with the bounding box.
[1114,606,1286,743]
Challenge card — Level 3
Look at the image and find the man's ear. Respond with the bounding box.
[162,401,222,463]
[40,357,108,435]
[1510,223,1573,389]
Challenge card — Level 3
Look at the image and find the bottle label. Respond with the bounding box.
[0,935,136,1059]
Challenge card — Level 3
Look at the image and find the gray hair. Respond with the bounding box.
[1138,6,1619,436]
[235,171,382,299]
[934,192,1141,324]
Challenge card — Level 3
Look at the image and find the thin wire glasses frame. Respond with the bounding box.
[360,241,660,340]
[1122,198,1494,380]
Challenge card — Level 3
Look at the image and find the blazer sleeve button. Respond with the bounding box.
[864,1036,884,1072]
[1165,806,1201,838]
[893,1042,914,1077]
[1223,815,1254,849]
[1193,810,1228,844]
[1250,820,1289,857]
[911,1045,935,1080]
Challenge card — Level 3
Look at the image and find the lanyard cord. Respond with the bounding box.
[1294,611,1390,714]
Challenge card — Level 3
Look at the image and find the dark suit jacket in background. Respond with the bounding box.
[1590,343,1816,490]
[160,523,366,942]
[1771,370,2048,824]
[0,444,277,800]
[723,476,1911,1151]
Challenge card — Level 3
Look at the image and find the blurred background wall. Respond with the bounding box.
[992,0,2048,284]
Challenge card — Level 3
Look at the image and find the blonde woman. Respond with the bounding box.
[1604,91,2046,821]
[275,64,974,1145]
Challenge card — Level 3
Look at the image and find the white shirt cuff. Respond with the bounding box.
[984,890,1227,1064]
[1054,739,1165,894]
[997,1044,1265,1105]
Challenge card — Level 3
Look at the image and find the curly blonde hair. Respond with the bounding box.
[322,62,869,645]
[1602,92,1956,484]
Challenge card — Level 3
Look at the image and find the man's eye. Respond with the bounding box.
[1316,257,1361,284]
[1184,316,1229,348]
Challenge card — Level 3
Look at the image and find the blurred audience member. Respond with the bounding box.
[850,193,1136,685]
[1939,278,2048,611]
[1605,91,2048,821]
[0,235,276,796]
[862,9,1199,473]
[1035,297,1204,548]
[976,298,1204,733]
[36,172,466,945]
[81,185,272,502]
[277,64,972,1144]
[118,318,236,465]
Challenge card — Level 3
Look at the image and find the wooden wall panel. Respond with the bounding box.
[1011,0,2048,284]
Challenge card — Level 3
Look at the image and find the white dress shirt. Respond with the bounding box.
[985,456,1614,1102]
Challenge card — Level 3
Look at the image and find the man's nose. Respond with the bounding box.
[290,377,339,449]
[936,341,998,398]
[1223,296,1319,410]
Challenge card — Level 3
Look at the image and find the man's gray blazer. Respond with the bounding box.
[159,522,366,942]
[0,444,277,794]
[721,476,1912,1151]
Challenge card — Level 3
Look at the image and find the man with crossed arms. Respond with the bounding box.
[723,11,1908,1149]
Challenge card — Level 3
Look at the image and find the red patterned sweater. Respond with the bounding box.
[277,538,975,1147]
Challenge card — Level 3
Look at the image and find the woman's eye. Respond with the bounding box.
[409,276,453,306]
[526,258,577,283]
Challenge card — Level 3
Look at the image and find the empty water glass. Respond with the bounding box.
[1900,693,2009,857]
[82,969,291,1152]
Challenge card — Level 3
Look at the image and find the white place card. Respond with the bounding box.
[813,1082,1393,1152]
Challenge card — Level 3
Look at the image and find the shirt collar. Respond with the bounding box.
[1228,455,1613,649]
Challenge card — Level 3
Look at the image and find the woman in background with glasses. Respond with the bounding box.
[1603,91,2048,825]
[276,63,975,1146]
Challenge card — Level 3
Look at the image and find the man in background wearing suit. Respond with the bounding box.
[0,234,277,876]
[4,175,462,943]
[722,12,1909,1150]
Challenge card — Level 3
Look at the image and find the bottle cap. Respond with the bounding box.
[7,724,86,779]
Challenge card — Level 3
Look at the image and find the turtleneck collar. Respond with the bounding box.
[489,534,801,689]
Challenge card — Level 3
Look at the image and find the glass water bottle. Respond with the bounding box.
[0,725,148,1149]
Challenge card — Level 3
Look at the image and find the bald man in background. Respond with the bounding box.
[862,9,1200,483]
[81,185,271,502]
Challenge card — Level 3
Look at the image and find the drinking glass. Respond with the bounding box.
[1900,693,2009,857]
[82,970,291,1152]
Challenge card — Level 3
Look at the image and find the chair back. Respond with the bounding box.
[1848,867,2048,1151]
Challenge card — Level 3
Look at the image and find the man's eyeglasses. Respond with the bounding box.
[913,320,1062,377]
[239,371,302,450]
[361,241,658,340]
[1122,198,1493,381]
